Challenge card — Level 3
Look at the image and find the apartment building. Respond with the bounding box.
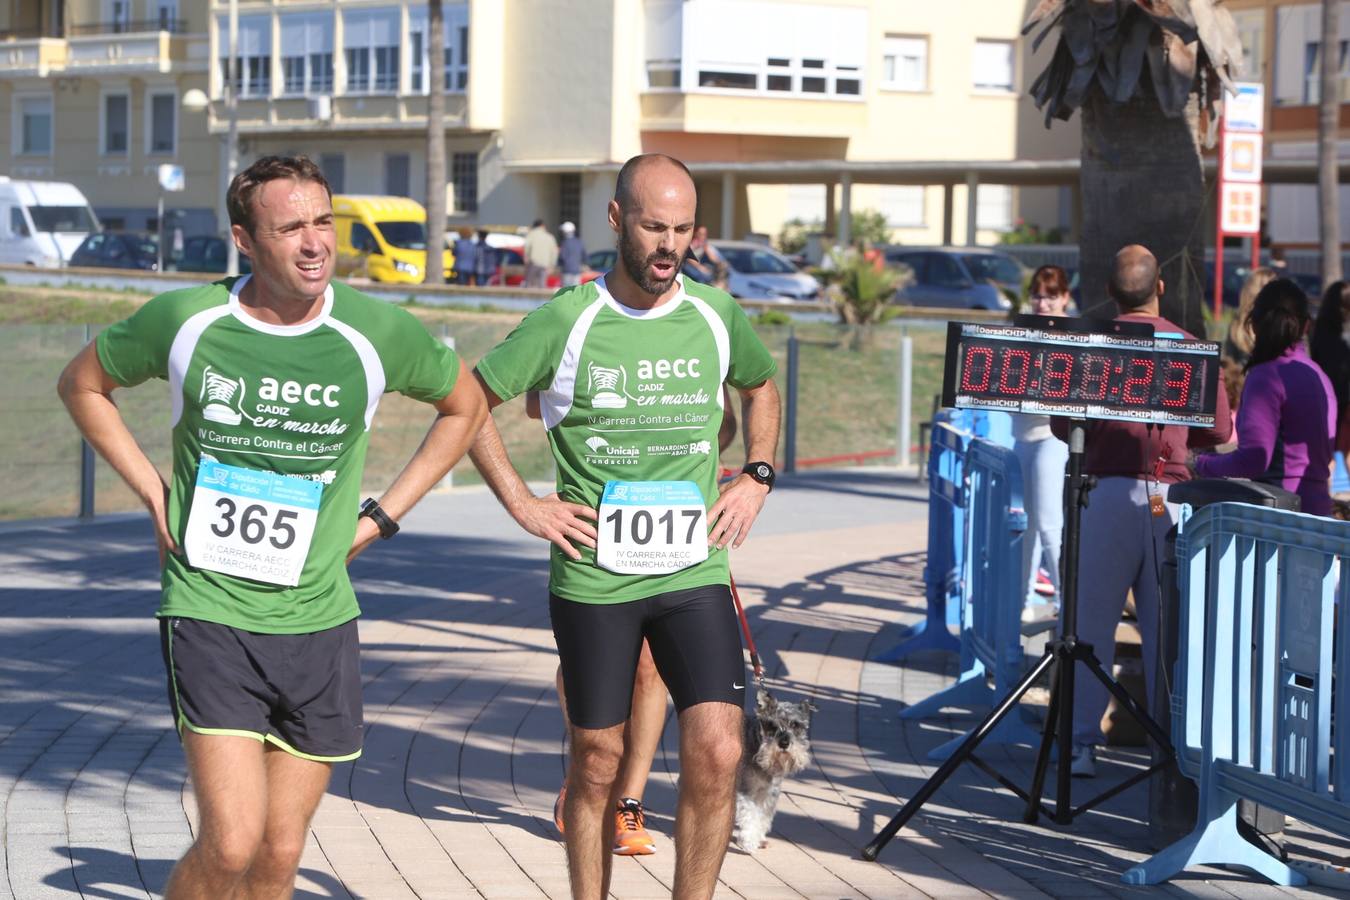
[1,0,1070,246]
[0,0,216,234]
[1233,0,1350,249]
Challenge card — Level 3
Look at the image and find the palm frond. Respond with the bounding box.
[1029,0,1244,145]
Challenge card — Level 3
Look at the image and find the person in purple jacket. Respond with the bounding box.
[1195,279,1336,516]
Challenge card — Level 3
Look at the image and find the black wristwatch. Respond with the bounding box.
[742,461,776,492]
[359,498,400,539]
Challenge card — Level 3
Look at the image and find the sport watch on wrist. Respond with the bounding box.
[742,461,776,491]
[359,498,400,539]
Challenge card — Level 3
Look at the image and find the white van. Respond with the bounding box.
[0,178,100,268]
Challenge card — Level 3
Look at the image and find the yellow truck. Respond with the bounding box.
[331,194,454,283]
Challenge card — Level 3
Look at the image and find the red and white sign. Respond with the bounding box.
[1221,183,1262,235]
[1221,132,1263,183]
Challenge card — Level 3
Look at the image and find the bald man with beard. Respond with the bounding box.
[1051,244,1231,778]
[469,153,781,899]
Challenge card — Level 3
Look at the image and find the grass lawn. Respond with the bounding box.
[1,284,933,521]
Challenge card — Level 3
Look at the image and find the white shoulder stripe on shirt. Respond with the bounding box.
[541,296,608,429]
[325,317,386,431]
[168,305,234,428]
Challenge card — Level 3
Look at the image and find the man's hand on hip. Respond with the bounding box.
[513,493,598,560]
[707,475,770,550]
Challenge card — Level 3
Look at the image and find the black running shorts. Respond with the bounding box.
[551,583,745,729]
[159,616,363,762]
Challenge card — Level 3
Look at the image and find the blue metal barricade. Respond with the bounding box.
[875,420,967,663]
[900,435,1040,760]
[1125,502,1350,886]
[876,409,1016,665]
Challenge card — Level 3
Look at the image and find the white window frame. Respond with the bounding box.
[105,0,131,32]
[13,93,54,158]
[878,185,927,229]
[154,0,178,31]
[343,7,401,95]
[145,86,178,157]
[409,6,470,95]
[100,89,131,157]
[279,13,335,97]
[881,35,928,92]
[217,15,273,99]
[976,185,1013,231]
[676,0,866,101]
[972,39,1016,93]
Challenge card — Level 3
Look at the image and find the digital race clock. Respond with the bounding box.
[940,317,1221,427]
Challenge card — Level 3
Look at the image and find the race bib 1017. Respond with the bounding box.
[596,480,708,575]
[184,459,323,587]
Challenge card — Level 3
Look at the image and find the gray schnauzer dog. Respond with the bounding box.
[733,690,817,853]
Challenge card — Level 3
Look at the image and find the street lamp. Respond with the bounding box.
[181,0,239,276]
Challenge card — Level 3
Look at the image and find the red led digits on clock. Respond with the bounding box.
[1121,357,1155,404]
[1078,354,1110,401]
[1041,352,1073,398]
[998,348,1032,394]
[1161,360,1193,408]
[961,345,994,392]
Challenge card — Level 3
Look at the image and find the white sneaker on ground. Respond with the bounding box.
[1071,743,1096,778]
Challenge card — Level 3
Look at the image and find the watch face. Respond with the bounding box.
[755,464,772,479]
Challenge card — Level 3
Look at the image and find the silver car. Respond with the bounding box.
[703,240,821,302]
[886,247,1023,310]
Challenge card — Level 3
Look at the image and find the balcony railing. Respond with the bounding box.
[69,18,188,37]
[0,27,48,40]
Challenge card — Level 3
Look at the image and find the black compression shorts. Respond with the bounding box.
[159,616,363,761]
[551,583,745,729]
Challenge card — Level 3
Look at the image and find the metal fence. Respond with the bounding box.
[1,318,930,522]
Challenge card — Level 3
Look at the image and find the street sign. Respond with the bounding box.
[1220,183,1262,235]
[1221,132,1264,183]
[158,164,185,192]
[1225,82,1264,133]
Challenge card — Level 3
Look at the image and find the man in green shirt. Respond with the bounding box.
[471,153,781,900]
[57,156,486,899]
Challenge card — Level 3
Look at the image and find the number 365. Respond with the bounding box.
[210,498,297,549]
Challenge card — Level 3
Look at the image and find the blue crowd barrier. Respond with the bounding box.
[875,420,967,663]
[877,409,1016,664]
[899,434,1040,760]
[1125,502,1350,886]
[1334,451,1350,494]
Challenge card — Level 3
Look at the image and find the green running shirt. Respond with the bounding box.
[96,276,460,633]
[476,276,777,603]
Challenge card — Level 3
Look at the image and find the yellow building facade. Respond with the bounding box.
[1,0,1078,248]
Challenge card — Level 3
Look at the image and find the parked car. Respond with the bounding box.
[707,240,821,301]
[487,246,562,288]
[175,235,250,274]
[587,249,617,272]
[0,177,100,267]
[68,232,160,271]
[886,247,1021,310]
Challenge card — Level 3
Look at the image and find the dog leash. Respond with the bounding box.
[729,574,764,684]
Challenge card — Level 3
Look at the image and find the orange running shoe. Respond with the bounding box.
[613,797,656,856]
[553,783,566,834]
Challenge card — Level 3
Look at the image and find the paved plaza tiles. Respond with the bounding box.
[1,469,1346,898]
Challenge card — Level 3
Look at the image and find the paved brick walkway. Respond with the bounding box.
[1,470,1346,898]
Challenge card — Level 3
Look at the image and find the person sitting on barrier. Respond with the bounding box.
[1196,279,1336,517]
[1013,265,1071,624]
[1051,244,1232,779]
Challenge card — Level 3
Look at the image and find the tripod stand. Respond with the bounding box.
[862,419,1176,861]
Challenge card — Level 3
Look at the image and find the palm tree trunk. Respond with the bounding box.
[1320,0,1343,286]
[1079,88,1206,336]
[424,0,447,286]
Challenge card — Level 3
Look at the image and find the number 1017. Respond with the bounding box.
[605,508,702,545]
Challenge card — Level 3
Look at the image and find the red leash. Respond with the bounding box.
[729,574,764,683]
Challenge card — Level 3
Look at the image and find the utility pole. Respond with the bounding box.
[1319,0,1342,286]
[424,0,448,285]
[226,0,240,276]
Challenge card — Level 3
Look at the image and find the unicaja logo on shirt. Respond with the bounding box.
[200,366,245,426]
[588,361,629,409]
